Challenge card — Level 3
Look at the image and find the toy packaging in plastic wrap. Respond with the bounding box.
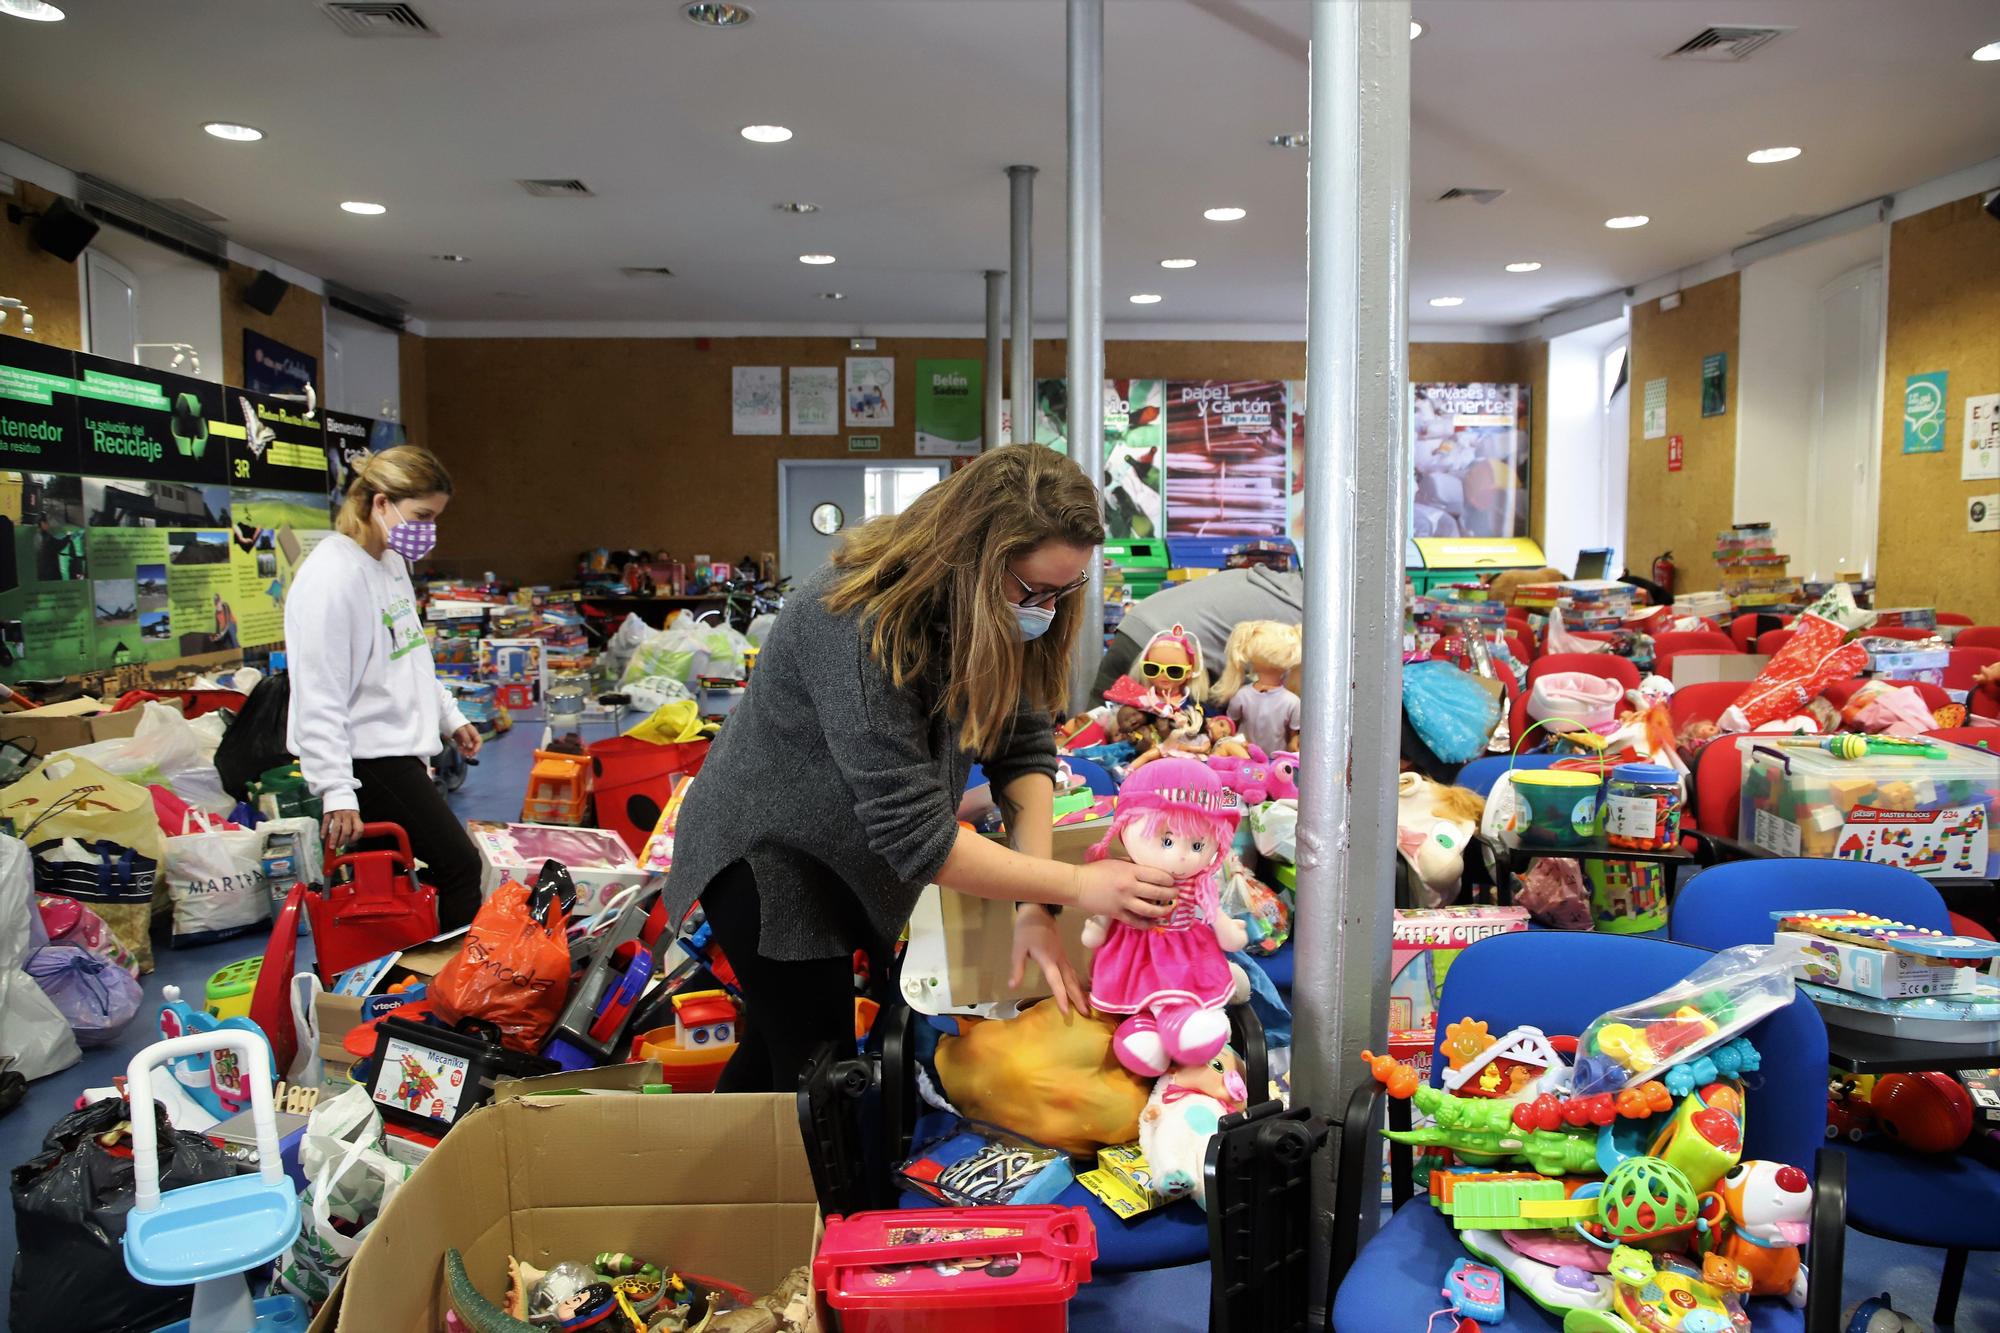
[467,820,662,916]
[1388,906,1531,1080]
[1738,739,1998,877]
[898,1125,1075,1208]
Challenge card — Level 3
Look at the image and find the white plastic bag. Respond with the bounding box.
[617,619,702,690]
[746,611,780,647]
[276,1086,412,1306]
[0,836,80,1080]
[163,812,271,945]
[601,612,651,682]
[66,703,232,812]
[1247,798,1297,864]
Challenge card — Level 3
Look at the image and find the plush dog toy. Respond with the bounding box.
[1138,1048,1250,1209]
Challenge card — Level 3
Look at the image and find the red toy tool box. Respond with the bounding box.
[813,1205,1096,1333]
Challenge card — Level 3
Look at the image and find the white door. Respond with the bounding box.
[1806,264,1883,581]
[81,250,139,362]
[779,461,944,578]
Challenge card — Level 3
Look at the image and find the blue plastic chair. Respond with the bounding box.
[1330,930,1842,1331]
[1672,858,2000,1328]
[1062,753,1120,796]
[1454,752,1563,798]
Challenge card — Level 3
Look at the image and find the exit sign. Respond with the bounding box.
[848,434,882,453]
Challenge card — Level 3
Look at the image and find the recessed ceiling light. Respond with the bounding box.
[1269,133,1308,150]
[340,201,387,216]
[1203,206,1246,222]
[1604,214,1650,229]
[0,0,65,21]
[1410,19,1424,39]
[775,201,819,213]
[1746,146,1802,164]
[685,2,752,27]
[1129,293,1163,305]
[1971,41,2000,62]
[817,292,845,301]
[799,253,836,265]
[432,254,469,263]
[1159,258,1198,269]
[741,124,793,144]
[203,121,264,142]
[1428,296,1464,308]
[1504,261,1542,273]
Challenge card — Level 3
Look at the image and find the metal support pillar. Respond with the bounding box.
[1006,165,1038,444]
[1293,0,1411,1318]
[1065,0,1105,711]
[983,269,1005,450]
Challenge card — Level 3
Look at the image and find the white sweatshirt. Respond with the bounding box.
[284,532,469,814]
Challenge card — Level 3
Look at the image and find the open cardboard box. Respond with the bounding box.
[0,696,151,754]
[1668,653,1770,685]
[308,1092,822,1333]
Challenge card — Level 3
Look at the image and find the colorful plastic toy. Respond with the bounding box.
[204,957,262,1022]
[1704,1160,1811,1306]
[1460,1227,1613,1317]
[1431,1171,1596,1231]
[158,985,270,1119]
[1826,1075,1877,1143]
[1578,1157,1701,1247]
[1646,1080,1744,1194]
[1445,1257,1506,1325]
[1776,911,2000,966]
[1661,1039,1761,1099]
[1441,1025,1567,1099]
[1561,1248,1750,1333]
[1385,1086,1601,1176]
[1359,1049,1421,1100]
[1869,1071,1973,1152]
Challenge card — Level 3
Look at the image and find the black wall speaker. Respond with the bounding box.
[1985,191,2000,224]
[23,197,99,263]
[243,268,290,316]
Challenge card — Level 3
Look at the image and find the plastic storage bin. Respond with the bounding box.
[814,1205,1096,1333]
[1739,738,2000,877]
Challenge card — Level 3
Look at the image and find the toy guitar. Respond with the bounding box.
[1774,911,2000,966]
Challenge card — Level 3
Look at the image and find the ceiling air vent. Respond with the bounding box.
[321,3,436,37]
[516,179,595,199]
[152,197,228,224]
[1436,187,1506,205]
[76,175,228,267]
[1664,25,1791,61]
[620,267,675,278]
[324,280,408,333]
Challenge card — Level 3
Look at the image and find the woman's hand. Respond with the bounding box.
[1072,860,1176,928]
[452,723,483,761]
[1010,904,1089,1016]
[325,808,363,848]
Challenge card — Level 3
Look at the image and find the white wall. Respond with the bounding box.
[1734,226,1884,578]
[1542,316,1628,576]
[84,228,224,382]
[324,310,401,419]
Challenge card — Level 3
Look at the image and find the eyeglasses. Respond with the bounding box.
[1010,569,1089,611]
[1139,660,1192,682]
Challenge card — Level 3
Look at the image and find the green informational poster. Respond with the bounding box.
[162,530,237,658]
[1103,380,1165,540]
[914,359,982,457]
[0,473,93,679]
[1701,353,1728,418]
[86,527,174,665]
[231,488,334,648]
[0,335,85,473]
[1903,371,1948,454]
[230,391,332,493]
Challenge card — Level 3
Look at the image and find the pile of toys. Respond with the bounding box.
[445,1248,815,1332]
[1784,909,2000,1047]
[1714,524,1802,612]
[1361,940,1818,1331]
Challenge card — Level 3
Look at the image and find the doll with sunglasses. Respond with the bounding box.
[1131,624,1210,715]
[1082,758,1247,1076]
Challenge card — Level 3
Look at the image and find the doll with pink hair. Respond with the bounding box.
[1083,757,1248,1077]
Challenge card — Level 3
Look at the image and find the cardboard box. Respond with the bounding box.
[0,697,147,754]
[309,1092,821,1333]
[315,991,366,1091]
[1784,930,1975,999]
[1668,653,1770,685]
[1389,906,1530,1080]
[468,821,661,916]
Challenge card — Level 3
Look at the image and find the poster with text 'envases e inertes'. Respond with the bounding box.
[1411,383,1530,540]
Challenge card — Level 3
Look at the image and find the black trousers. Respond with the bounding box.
[350,755,484,931]
[701,860,858,1094]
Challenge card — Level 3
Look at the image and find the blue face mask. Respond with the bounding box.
[1013,602,1056,641]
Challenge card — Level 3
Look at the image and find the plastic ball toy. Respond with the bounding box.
[1595,1156,1699,1242]
[1870,1072,1972,1153]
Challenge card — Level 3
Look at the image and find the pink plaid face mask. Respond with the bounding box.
[376,503,438,562]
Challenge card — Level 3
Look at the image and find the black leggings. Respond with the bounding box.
[701,860,858,1094]
[351,755,484,931]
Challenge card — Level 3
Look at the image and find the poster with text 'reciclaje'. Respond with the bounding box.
[1411,383,1531,539]
[1164,380,1290,540]
[789,367,839,436]
[731,366,783,436]
[845,357,894,429]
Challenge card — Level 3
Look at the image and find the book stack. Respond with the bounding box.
[1558,579,1635,631]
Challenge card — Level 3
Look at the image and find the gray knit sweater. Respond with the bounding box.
[663,564,1060,961]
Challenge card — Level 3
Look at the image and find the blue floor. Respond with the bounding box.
[5,722,1997,1329]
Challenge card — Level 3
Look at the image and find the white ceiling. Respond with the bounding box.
[2,0,1997,333]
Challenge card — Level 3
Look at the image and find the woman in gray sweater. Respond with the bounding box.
[666,446,1177,1092]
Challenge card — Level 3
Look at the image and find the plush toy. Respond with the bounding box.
[1138,1047,1249,1209]
[932,999,1153,1156]
[1395,773,1487,906]
[1209,620,1303,757]
[1082,758,1246,1077]
[1127,705,1224,771]
[1706,1160,1812,1307]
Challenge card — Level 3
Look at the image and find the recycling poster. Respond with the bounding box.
[1026,378,1168,541]
[0,333,371,681]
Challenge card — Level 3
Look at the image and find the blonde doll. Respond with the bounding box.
[1209,620,1302,757]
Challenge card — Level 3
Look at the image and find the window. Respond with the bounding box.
[863,466,942,520]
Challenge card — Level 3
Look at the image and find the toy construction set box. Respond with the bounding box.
[1739,739,1999,878]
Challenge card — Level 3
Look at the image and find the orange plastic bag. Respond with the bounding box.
[428,874,571,1052]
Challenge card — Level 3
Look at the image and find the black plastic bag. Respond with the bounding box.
[215,673,294,802]
[11,1097,245,1333]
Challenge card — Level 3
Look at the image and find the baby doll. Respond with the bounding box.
[1210,621,1302,757]
[1082,758,1246,1077]
[1133,624,1210,714]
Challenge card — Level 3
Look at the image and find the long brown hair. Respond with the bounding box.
[334,445,454,543]
[826,445,1105,755]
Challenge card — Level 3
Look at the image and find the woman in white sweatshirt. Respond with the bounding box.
[284,445,484,929]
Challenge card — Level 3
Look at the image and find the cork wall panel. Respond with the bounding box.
[1877,195,2000,623]
[398,333,430,444]
[0,182,85,351]
[1409,341,1528,385]
[220,262,325,388]
[1626,274,1740,591]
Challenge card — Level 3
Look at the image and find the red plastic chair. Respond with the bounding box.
[1944,647,2000,692]
[1569,630,1619,646]
[1937,613,1974,627]
[1686,733,1762,854]
[1956,627,2000,651]
[1507,652,1641,750]
[1865,626,1937,642]
[1822,678,1952,715]
[1669,681,1748,731]
[1925,727,1999,753]
[1727,613,1784,652]
[1755,629,1796,657]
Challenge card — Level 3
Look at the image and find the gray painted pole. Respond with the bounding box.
[1293,0,1410,1316]
[1065,0,1105,711]
[1006,165,1038,444]
[983,269,1005,450]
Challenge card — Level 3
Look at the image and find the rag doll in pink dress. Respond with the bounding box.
[1082,758,1247,1077]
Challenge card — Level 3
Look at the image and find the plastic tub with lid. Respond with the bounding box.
[814,1204,1096,1333]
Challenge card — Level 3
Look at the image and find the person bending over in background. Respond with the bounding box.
[1093,564,1304,699]
[666,445,1178,1093]
[285,445,485,930]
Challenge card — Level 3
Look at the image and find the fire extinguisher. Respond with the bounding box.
[1651,550,1676,596]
